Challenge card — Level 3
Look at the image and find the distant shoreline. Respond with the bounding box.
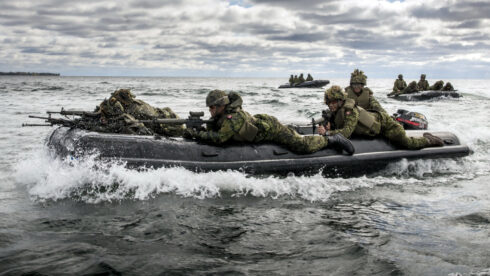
[0,72,60,76]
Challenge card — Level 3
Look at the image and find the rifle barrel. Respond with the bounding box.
[22,123,52,127]
[139,119,213,124]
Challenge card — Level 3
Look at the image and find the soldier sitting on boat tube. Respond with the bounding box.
[183,90,355,155]
[345,69,387,114]
[318,85,444,150]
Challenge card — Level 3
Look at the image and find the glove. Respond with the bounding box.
[183,128,197,139]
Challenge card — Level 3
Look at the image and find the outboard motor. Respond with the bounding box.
[393,109,428,130]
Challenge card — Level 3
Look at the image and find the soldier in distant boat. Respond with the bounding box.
[298,73,305,84]
[417,74,430,91]
[429,80,444,91]
[306,73,313,81]
[392,74,407,94]
[441,82,455,91]
[289,75,294,86]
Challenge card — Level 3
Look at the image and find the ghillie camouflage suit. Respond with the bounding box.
[95,89,183,136]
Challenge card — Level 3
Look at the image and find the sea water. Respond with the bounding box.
[0,76,489,275]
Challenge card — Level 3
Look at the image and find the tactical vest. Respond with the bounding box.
[334,99,381,137]
[226,111,259,142]
[346,87,370,110]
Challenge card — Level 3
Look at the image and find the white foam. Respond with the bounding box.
[12,147,481,204]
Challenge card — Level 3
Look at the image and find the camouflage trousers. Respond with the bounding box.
[253,114,328,154]
[379,113,428,150]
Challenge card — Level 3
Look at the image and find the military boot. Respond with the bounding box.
[327,133,355,155]
[423,133,444,147]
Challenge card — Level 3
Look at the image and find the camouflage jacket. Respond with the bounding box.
[417,80,429,90]
[196,110,257,144]
[345,86,387,114]
[393,79,407,92]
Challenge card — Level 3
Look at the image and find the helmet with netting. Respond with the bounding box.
[324,85,346,104]
[206,90,230,107]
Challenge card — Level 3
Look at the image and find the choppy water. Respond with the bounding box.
[0,76,489,275]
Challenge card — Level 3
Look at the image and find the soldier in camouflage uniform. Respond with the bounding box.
[306,73,313,81]
[392,74,407,94]
[417,74,430,91]
[293,75,299,86]
[429,80,444,91]
[289,75,294,86]
[185,90,354,154]
[345,69,387,114]
[298,73,305,83]
[442,82,455,91]
[96,89,184,136]
[318,86,444,150]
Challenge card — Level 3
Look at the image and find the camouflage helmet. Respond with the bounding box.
[398,74,403,79]
[206,89,230,107]
[350,69,367,85]
[408,81,417,88]
[324,85,346,104]
[421,74,426,79]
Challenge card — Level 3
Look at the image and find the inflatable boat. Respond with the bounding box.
[278,80,330,89]
[48,127,470,175]
[388,90,461,101]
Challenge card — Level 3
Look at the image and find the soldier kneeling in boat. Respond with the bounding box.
[184,90,355,154]
[318,85,444,149]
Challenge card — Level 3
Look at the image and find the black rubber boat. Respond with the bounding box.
[48,127,470,176]
[278,80,330,89]
[388,90,461,101]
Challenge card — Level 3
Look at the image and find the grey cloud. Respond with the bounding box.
[452,20,482,29]
[267,33,326,42]
[411,1,490,21]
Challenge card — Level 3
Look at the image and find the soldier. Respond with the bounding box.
[318,86,444,150]
[442,82,455,91]
[97,89,183,136]
[392,74,407,94]
[418,74,430,91]
[306,73,313,81]
[184,90,354,155]
[298,73,305,84]
[345,69,387,114]
[389,80,418,96]
[289,75,294,86]
[429,80,444,90]
[293,75,299,85]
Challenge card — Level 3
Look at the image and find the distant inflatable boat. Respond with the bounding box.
[389,90,461,101]
[48,127,470,176]
[278,80,330,89]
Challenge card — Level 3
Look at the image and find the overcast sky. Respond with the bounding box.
[1,0,489,78]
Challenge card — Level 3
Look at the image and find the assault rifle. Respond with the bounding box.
[309,109,333,134]
[46,107,99,117]
[22,115,77,127]
[138,111,213,130]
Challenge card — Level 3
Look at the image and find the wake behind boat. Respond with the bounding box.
[48,127,470,176]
